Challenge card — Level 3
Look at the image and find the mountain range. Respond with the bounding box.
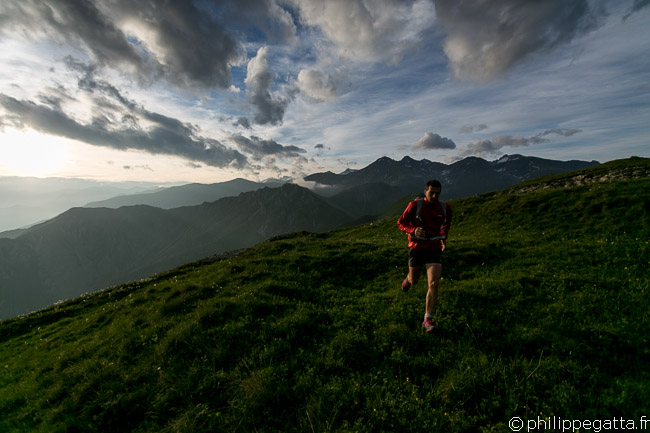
[309,154,598,217]
[0,184,349,319]
[307,154,598,194]
[81,154,599,220]
[0,154,600,319]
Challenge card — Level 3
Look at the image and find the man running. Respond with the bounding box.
[397,180,452,332]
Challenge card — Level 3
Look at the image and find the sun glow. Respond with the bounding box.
[0,129,70,177]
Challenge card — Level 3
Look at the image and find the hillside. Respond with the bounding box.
[0,159,648,432]
[0,184,352,320]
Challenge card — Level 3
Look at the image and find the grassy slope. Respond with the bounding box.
[1,162,649,432]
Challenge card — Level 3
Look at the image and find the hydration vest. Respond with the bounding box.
[408,197,447,242]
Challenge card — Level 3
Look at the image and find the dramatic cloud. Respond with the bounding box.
[459,129,583,158]
[1,1,143,71]
[230,0,298,44]
[0,0,647,181]
[229,134,307,160]
[433,0,605,82]
[245,47,291,125]
[0,67,249,169]
[289,0,435,64]
[296,70,337,102]
[0,0,251,90]
[413,132,456,150]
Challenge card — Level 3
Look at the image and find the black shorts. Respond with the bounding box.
[408,249,442,267]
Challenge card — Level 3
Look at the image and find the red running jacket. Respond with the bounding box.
[397,197,452,251]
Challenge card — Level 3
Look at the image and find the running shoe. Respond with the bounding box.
[401,277,411,292]
[422,317,436,332]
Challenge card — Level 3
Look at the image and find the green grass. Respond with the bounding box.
[1,164,649,432]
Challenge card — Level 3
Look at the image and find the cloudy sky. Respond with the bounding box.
[0,0,648,183]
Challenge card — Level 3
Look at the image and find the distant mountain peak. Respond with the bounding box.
[374,156,397,166]
[451,155,490,166]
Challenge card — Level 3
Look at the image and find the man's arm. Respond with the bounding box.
[397,201,417,235]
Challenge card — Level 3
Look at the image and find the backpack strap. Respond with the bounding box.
[415,197,424,222]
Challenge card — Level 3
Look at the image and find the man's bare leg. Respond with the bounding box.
[408,266,421,285]
[425,263,442,317]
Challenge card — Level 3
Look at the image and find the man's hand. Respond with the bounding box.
[414,227,426,238]
[440,240,446,251]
